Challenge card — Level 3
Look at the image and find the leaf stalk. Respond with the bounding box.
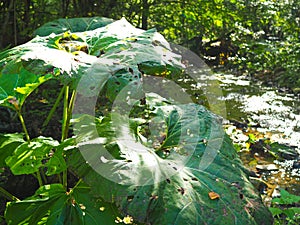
[17,110,30,143]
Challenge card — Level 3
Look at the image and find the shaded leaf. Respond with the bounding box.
[5,182,121,225]
[34,17,114,36]
[0,67,53,109]
[69,101,273,225]
[0,133,24,167]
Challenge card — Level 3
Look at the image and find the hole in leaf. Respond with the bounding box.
[177,187,185,195]
[127,196,134,202]
[239,193,244,199]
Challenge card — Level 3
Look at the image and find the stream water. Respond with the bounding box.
[216,73,300,196]
[179,71,300,197]
[218,74,300,148]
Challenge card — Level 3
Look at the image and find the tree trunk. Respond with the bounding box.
[141,0,149,30]
[0,0,14,48]
[62,0,70,17]
[13,0,17,45]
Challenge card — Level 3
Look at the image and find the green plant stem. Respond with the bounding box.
[69,179,82,195]
[62,170,67,189]
[42,86,65,131]
[17,110,45,187]
[40,169,47,184]
[57,173,62,184]
[0,186,19,201]
[17,110,30,142]
[36,171,43,187]
[61,85,69,142]
[64,89,76,140]
[61,86,74,189]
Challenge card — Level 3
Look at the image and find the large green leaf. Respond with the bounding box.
[69,101,273,225]
[0,133,24,167]
[77,18,184,101]
[34,17,114,37]
[5,136,59,175]
[5,182,121,225]
[0,67,53,109]
[1,18,183,109]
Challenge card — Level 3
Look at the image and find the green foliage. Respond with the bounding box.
[5,182,122,225]
[0,18,273,224]
[0,0,299,89]
[231,39,300,90]
[0,133,24,167]
[270,189,300,225]
[69,100,273,224]
[226,0,300,89]
[0,66,53,109]
[5,136,67,176]
[1,18,182,105]
[34,17,115,37]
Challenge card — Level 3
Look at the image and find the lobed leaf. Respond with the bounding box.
[1,18,184,110]
[0,133,24,167]
[4,136,71,176]
[5,182,121,225]
[5,136,59,175]
[69,100,273,225]
[34,17,114,37]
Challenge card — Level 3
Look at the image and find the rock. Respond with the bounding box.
[293,160,300,169]
[256,164,278,172]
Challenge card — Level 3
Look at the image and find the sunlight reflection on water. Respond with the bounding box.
[215,74,300,151]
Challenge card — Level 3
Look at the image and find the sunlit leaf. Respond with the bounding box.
[34,17,114,36]
[69,99,273,225]
[272,189,300,205]
[5,136,59,175]
[1,18,184,109]
[5,182,121,225]
[0,133,24,167]
[0,67,53,109]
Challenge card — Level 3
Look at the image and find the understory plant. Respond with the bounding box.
[0,17,273,224]
[270,189,300,225]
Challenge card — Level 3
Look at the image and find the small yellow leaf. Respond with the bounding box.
[208,191,220,200]
[245,142,251,149]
